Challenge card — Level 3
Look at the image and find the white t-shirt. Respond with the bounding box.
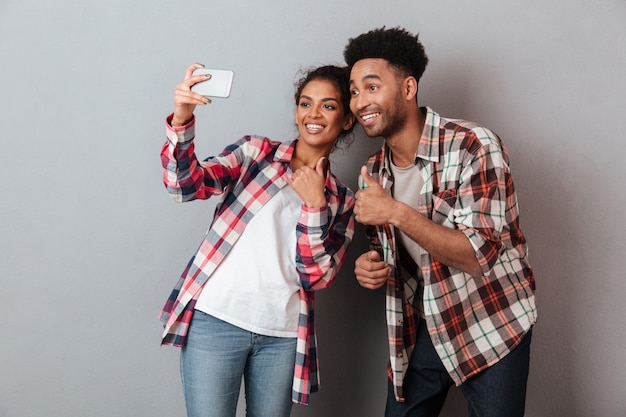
[194,185,302,337]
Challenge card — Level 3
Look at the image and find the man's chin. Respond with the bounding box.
[362,126,381,138]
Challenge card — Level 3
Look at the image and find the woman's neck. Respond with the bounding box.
[292,142,331,170]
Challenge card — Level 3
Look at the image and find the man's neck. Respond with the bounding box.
[386,106,426,168]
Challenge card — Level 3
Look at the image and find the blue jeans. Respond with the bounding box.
[386,319,532,417]
[181,311,297,417]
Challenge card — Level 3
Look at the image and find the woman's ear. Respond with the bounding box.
[343,113,355,130]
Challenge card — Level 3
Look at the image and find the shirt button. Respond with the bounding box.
[398,319,403,325]
[397,352,403,358]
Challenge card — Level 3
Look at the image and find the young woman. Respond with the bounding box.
[158,63,356,417]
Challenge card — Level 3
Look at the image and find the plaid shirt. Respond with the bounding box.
[360,107,537,402]
[158,115,355,405]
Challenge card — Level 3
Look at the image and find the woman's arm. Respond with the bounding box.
[161,62,244,202]
[161,123,252,202]
[296,184,356,291]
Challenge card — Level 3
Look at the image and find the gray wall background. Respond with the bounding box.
[2,1,625,416]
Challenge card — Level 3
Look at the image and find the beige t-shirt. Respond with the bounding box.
[389,158,425,317]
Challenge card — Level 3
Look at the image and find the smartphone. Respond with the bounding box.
[191,68,234,98]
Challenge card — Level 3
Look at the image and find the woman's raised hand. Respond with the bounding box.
[171,63,212,127]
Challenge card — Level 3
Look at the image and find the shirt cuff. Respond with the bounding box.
[166,113,195,145]
[462,228,498,275]
[299,204,328,228]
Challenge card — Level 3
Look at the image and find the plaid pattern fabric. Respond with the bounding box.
[360,107,537,402]
[158,115,355,405]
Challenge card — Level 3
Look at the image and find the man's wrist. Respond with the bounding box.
[388,200,405,227]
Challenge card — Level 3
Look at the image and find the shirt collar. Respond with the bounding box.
[415,106,441,163]
[274,139,296,163]
[380,106,440,172]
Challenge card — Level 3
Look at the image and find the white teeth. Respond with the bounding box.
[362,113,379,121]
[306,124,323,130]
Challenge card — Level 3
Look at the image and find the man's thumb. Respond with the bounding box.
[359,166,378,188]
[367,250,382,262]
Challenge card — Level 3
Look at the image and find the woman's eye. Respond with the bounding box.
[299,102,311,108]
[323,104,336,110]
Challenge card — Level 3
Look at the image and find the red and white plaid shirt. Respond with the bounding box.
[360,107,537,402]
[158,115,355,405]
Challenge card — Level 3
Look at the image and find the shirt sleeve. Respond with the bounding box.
[160,114,245,202]
[454,141,510,274]
[295,187,355,291]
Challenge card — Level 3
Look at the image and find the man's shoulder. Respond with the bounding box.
[363,147,385,170]
[436,112,502,148]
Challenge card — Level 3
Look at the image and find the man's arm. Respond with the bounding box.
[389,201,482,277]
[354,166,482,277]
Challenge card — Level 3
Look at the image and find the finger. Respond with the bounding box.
[366,250,381,262]
[190,72,212,86]
[180,73,213,98]
[175,89,210,106]
[355,255,388,275]
[183,62,204,80]
[355,274,387,290]
[185,63,205,80]
[355,252,370,267]
[289,169,302,184]
[368,279,387,290]
[359,166,379,188]
[355,251,381,269]
[356,262,390,276]
[315,157,328,178]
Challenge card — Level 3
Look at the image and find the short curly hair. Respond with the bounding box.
[343,26,429,82]
[294,65,355,142]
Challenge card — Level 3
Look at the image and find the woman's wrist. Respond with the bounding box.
[171,114,192,127]
[304,198,327,208]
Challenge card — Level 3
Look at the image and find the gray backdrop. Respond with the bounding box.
[2,0,625,416]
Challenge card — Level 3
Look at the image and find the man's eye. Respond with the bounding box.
[369,85,378,91]
[350,89,359,96]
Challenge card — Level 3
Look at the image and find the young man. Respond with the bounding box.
[344,27,537,417]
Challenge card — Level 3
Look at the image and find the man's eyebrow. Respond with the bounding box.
[349,74,381,85]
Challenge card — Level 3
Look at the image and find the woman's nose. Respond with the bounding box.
[309,105,322,117]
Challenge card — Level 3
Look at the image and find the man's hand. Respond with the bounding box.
[354,166,397,225]
[354,250,390,290]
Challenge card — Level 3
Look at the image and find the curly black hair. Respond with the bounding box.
[343,26,429,82]
[294,65,355,142]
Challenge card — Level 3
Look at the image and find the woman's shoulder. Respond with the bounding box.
[225,135,285,153]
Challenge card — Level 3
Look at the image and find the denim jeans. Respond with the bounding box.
[386,319,532,417]
[181,310,297,417]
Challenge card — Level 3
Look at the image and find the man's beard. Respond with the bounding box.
[362,96,406,139]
